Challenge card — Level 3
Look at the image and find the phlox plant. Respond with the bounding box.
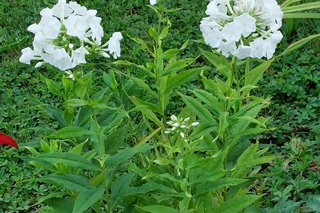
[17,0,320,212]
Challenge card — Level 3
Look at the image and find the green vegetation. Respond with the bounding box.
[0,0,319,212]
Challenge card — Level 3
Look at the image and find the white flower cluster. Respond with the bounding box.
[165,115,199,138]
[200,0,283,59]
[19,0,122,72]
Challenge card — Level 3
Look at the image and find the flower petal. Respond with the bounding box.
[0,133,18,149]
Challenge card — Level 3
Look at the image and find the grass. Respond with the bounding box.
[0,0,319,212]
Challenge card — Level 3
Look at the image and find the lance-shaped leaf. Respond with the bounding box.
[106,143,153,167]
[42,174,94,191]
[278,34,320,57]
[164,67,210,94]
[179,93,217,125]
[200,48,231,78]
[284,13,320,19]
[161,58,196,77]
[49,126,96,139]
[72,186,105,213]
[34,152,100,171]
[282,2,320,13]
[244,60,272,86]
[139,205,180,213]
[213,195,262,213]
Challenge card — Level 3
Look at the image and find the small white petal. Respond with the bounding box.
[183,117,190,122]
[35,62,44,68]
[180,132,185,138]
[191,122,200,126]
[100,51,110,58]
[173,122,180,127]
[171,115,178,121]
[150,0,157,5]
[166,121,174,125]
[180,125,187,129]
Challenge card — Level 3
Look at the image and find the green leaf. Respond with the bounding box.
[278,34,320,57]
[180,93,217,125]
[117,71,158,98]
[127,34,152,54]
[227,128,266,147]
[130,97,162,125]
[202,76,227,100]
[149,27,158,41]
[62,77,74,100]
[154,158,172,165]
[283,2,320,13]
[43,77,62,97]
[161,58,196,77]
[35,152,100,171]
[245,60,272,86]
[44,105,67,127]
[103,71,118,90]
[191,123,217,140]
[49,126,95,139]
[74,73,92,99]
[213,195,261,213]
[159,25,170,40]
[42,174,94,191]
[137,127,161,145]
[113,60,148,72]
[196,178,247,196]
[130,96,162,114]
[33,192,64,206]
[65,99,87,108]
[46,198,74,213]
[193,89,222,117]
[281,0,303,8]
[139,205,179,213]
[218,112,229,137]
[200,48,231,78]
[72,186,105,213]
[161,48,180,60]
[284,13,320,19]
[165,67,210,94]
[106,144,153,167]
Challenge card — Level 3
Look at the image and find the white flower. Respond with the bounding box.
[64,14,88,39]
[27,15,61,40]
[150,0,157,5]
[219,41,237,57]
[19,47,39,64]
[105,32,123,59]
[221,21,242,42]
[200,19,223,48]
[250,38,265,59]
[200,0,283,59]
[71,46,89,67]
[233,13,256,37]
[233,44,251,59]
[51,48,73,71]
[20,0,122,74]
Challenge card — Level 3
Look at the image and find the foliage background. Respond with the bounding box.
[0,0,319,212]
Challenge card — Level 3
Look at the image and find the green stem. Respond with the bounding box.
[225,57,237,111]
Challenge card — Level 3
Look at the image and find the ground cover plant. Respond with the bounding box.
[0,0,320,212]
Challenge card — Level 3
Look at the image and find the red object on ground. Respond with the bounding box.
[0,132,18,149]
